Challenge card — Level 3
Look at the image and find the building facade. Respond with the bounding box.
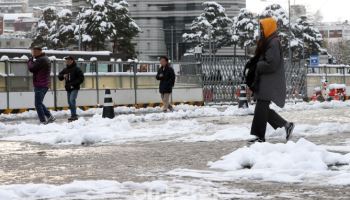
[318,22,350,43]
[72,0,245,61]
[0,0,27,13]
[27,0,72,11]
[2,13,34,33]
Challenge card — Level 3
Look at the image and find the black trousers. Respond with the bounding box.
[251,100,287,139]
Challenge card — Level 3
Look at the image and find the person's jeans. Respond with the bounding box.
[250,100,287,139]
[67,90,79,117]
[34,87,51,122]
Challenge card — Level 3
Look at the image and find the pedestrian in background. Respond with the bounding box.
[249,17,294,143]
[58,56,84,122]
[27,46,55,124]
[156,56,175,112]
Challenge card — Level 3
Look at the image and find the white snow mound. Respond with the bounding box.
[209,138,350,171]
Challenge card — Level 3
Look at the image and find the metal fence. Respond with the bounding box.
[0,59,202,109]
[201,56,247,103]
[3,56,341,108]
[200,55,308,104]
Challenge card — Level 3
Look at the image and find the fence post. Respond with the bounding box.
[52,60,58,111]
[4,60,10,109]
[94,60,100,106]
[303,62,308,99]
[133,61,138,106]
[343,65,346,85]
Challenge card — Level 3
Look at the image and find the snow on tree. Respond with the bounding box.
[292,16,324,58]
[31,21,50,48]
[76,0,140,56]
[183,1,233,53]
[107,0,140,58]
[260,4,292,53]
[231,16,239,47]
[78,0,114,50]
[31,7,58,48]
[234,8,259,49]
[49,9,76,49]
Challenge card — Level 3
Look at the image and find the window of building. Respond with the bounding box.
[147,42,151,50]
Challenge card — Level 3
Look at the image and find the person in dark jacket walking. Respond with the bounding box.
[27,46,55,124]
[58,56,84,121]
[156,56,175,112]
[249,17,295,143]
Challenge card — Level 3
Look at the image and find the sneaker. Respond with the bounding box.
[285,122,295,141]
[248,137,265,144]
[46,115,56,124]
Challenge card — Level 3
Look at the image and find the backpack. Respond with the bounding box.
[243,55,259,92]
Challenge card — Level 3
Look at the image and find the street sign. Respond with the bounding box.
[310,55,319,67]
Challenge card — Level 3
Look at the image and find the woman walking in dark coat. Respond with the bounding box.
[249,17,295,143]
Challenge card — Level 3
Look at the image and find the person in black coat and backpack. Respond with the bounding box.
[156,56,175,112]
[248,17,295,144]
[58,56,84,121]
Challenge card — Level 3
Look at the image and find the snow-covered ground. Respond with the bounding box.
[0,101,350,145]
[1,114,350,145]
[0,179,261,200]
[1,100,350,121]
[1,101,350,199]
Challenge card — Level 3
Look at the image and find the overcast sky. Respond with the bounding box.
[246,0,350,22]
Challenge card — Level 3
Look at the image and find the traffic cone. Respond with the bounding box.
[102,89,115,119]
[238,84,249,108]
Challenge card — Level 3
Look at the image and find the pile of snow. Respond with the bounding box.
[1,115,350,146]
[170,139,350,185]
[328,84,346,89]
[206,138,350,183]
[210,138,350,171]
[0,180,167,200]
[0,104,253,122]
[273,100,350,111]
[0,117,216,145]
[0,179,260,200]
[0,55,9,61]
[2,100,350,122]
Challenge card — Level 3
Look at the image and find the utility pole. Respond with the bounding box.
[288,0,292,66]
[78,12,81,51]
[208,27,212,60]
[171,26,174,62]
